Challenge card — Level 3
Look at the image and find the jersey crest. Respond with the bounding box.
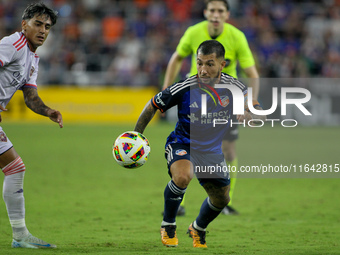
[218,95,230,107]
[29,66,35,77]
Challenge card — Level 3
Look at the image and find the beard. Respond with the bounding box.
[198,71,221,86]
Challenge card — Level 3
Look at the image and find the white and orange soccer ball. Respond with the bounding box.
[113,131,151,169]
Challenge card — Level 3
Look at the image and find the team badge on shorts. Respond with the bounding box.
[0,131,7,142]
[175,149,187,156]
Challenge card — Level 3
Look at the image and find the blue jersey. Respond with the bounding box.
[151,73,247,154]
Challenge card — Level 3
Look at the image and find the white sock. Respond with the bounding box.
[2,157,28,239]
[161,221,176,226]
[193,221,206,232]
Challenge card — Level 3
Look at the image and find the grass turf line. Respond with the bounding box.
[0,123,339,254]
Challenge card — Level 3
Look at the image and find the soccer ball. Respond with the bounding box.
[113,131,151,169]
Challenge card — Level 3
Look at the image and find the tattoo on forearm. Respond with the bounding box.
[134,103,156,133]
[23,87,50,116]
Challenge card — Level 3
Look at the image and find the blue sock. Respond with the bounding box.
[195,197,223,229]
[163,180,186,224]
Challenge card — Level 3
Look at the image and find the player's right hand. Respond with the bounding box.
[47,109,63,128]
[0,105,8,123]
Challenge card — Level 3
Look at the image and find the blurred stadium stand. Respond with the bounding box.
[1,0,340,87]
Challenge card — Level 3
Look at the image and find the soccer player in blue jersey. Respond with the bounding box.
[162,0,260,216]
[134,40,264,248]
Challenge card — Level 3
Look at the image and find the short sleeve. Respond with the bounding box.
[0,40,16,67]
[236,33,255,69]
[151,86,181,113]
[176,27,194,58]
[23,58,39,89]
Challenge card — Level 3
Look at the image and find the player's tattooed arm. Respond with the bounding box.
[22,87,50,116]
[134,101,157,134]
[237,105,266,123]
[22,87,63,128]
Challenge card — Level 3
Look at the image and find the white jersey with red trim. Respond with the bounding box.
[0,32,39,109]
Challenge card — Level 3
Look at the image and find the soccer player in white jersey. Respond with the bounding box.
[0,3,62,249]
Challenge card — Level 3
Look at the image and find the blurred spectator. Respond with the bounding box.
[102,15,125,45]
[1,0,340,86]
[165,0,194,22]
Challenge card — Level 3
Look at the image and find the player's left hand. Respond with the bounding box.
[47,109,63,128]
[237,111,253,124]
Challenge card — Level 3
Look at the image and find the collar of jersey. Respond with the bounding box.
[197,76,223,106]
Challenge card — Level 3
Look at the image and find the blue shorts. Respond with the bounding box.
[164,143,230,187]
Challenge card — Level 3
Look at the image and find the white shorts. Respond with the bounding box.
[0,126,13,155]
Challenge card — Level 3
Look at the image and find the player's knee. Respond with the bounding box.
[225,195,231,206]
[220,195,230,208]
[172,172,192,189]
[2,157,25,176]
[210,192,230,208]
[212,196,229,208]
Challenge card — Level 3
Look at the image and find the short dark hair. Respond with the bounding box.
[197,40,225,59]
[22,2,58,26]
[204,0,230,11]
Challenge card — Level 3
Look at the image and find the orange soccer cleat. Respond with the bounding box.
[187,223,208,248]
[160,225,178,247]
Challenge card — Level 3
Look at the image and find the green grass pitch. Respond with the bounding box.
[0,122,339,254]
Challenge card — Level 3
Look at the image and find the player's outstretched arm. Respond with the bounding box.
[243,66,260,100]
[237,105,266,125]
[134,101,157,134]
[22,87,63,128]
[162,51,184,90]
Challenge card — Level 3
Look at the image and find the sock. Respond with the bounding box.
[193,221,205,231]
[226,157,238,206]
[162,180,186,225]
[195,197,223,230]
[179,193,186,207]
[12,225,29,240]
[2,157,29,240]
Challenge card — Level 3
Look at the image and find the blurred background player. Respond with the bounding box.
[162,0,260,215]
[135,40,264,248]
[0,2,63,249]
